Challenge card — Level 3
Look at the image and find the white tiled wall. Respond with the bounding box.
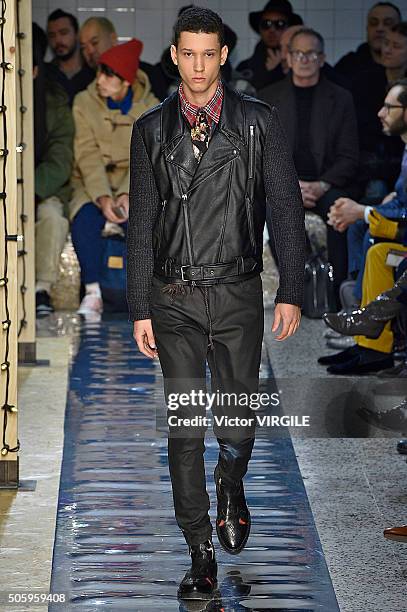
[33,0,407,66]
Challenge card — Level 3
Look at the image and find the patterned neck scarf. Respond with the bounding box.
[179,80,223,162]
[190,109,210,160]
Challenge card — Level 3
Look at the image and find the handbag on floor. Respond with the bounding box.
[100,235,128,312]
[303,234,336,318]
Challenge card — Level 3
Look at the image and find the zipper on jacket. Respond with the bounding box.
[182,193,194,264]
[156,200,166,253]
[249,125,255,179]
[245,195,257,254]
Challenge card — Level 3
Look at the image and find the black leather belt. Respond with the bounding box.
[154,256,258,282]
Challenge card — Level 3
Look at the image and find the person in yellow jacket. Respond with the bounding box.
[320,210,407,373]
[69,38,158,319]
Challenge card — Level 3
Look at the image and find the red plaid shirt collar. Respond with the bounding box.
[179,80,223,127]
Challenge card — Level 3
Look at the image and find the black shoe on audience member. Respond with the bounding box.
[327,346,394,375]
[357,399,407,431]
[397,439,407,454]
[323,309,387,339]
[317,345,360,366]
[36,290,54,318]
[377,362,407,378]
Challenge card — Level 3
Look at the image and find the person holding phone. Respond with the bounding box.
[69,39,158,319]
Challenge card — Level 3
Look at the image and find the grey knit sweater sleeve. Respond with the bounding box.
[126,121,160,321]
[263,106,306,307]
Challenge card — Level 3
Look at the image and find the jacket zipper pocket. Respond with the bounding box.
[245,195,257,254]
[182,193,194,264]
[249,125,255,179]
[156,200,167,253]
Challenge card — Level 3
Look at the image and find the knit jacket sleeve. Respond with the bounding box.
[263,106,306,307]
[126,121,161,321]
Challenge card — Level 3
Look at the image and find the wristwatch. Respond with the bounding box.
[319,180,331,193]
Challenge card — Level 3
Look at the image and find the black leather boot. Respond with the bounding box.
[323,271,407,338]
[177,539,217,600]
[215,465,251,555]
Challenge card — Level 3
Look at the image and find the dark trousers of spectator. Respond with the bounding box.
[71,202,127,284]
[150,274,264,546]
[267,187,348,310]
[347,219,372,302]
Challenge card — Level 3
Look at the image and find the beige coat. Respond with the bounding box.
[69,69,158,220]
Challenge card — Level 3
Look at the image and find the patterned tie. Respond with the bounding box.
[191,109,210,161]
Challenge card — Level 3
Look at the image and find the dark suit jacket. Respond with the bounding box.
[257,74,359,188]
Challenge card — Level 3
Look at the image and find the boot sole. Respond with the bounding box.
[177,580,218,601]
[216,512,251,555]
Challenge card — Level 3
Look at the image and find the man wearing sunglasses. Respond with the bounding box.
[237,0,302,92]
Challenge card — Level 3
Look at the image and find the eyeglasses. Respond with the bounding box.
[259,18,288,31]
[290,50,322,62]
[382,102,406,113]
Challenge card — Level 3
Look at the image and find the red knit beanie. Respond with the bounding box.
[98,38,143,83]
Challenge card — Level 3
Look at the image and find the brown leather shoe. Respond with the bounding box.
[384,525,407,542]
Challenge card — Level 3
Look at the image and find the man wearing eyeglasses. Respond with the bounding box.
[258,27,359,309]
[328,79,407,305]
[237,0,302,92]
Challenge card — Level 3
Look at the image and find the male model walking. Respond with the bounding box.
[127,6,305,601]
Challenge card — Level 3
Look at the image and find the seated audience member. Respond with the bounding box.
[33,23,74,317]
[319,240,407,374]
[258,27,359,308]
[335,2,401,81]
[280,24,350,89]
[79,16,167,101]
[352,22,407,201]
[323,251,407,342]
[46,9,95,106]
[329,79,407,302]
[237,0,302,92]
[69,39,158,319]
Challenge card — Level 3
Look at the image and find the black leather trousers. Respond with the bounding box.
[150,274,264,546]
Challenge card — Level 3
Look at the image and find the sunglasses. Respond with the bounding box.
[259,18,288,31]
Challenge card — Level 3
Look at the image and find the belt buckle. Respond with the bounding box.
[180,265,189,281]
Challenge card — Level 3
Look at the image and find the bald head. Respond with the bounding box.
[80,17,117,69]
[280,24,303,73]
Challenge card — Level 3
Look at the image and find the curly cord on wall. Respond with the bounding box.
[0,0,20,457]
[16,0,27,337]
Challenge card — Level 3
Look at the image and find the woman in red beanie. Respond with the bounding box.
[68,39,158,319]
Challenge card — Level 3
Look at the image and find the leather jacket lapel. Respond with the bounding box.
[165,82,245,192]
[162,93,197,177]
[186,126,240,193]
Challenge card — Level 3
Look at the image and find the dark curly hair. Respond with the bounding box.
[172,6,225,48]
[387,77,407,106]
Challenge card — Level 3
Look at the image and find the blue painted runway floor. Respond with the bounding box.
[49,320,339,611]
